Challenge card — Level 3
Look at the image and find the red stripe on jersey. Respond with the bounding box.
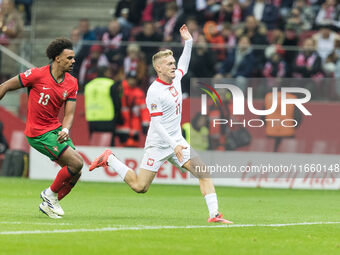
[156,78,172,86]
[150,112,163,117]
[178,69,184,76]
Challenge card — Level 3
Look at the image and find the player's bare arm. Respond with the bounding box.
[57,100,76,143]
[0,76,21,100]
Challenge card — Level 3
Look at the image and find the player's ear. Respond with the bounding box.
[55,55,60,63]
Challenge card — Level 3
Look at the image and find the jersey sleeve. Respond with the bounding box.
[67,81,78,101]
[146,89,163,117]
[18,68,38,87]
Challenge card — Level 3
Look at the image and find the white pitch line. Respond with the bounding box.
[1,222,340,235]
[0,221,73,226]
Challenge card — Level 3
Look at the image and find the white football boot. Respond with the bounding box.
[39,202,62,219]
[40,189,65,216]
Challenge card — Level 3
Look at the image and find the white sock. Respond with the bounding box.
[45,187,57,197]
[204,193,219,218]
[107,154,131,180]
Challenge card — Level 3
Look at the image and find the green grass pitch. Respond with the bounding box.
[0,177,339,255]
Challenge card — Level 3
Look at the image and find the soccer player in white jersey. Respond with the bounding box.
[89,24,232,223]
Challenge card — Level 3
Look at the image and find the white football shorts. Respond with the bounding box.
[140,138,196,172]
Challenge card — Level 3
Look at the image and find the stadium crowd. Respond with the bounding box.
[70,0,340,100]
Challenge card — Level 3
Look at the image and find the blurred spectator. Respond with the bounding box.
[123,43,147,82]
[220,22,237,49]
[264,29,286,79]
[282,24,299,76]
[117,8,133,39]
[162,2,181,42]
[285,8,309,34]
[70,27,82,55]
[202,0,221,21]
[0,0,24,44]
[189,33,217,78]
[102,19,125,52]
[115,0,146,25]
[263,47,286,79]
[203,21,225,61]
[315,0,337,27]
[73,18,97,78]
[292,38,324,79]
[293,0,315,31]
[217,35,255,91]
[14,0,33,25]
[312,25,340,62]
[134,21,162,64]
[101,19,126,78]
[148,0,175,23]
[116,71,149,147]
[185,16,201,42]
[84,66,122,146]
[79,44,109,86]
[275,0,294,18]
[214,0,242,26]
[78,18,97,41]
[246,0,279,30]
[265,90,301,152]
[236,15,268,71]
[182,114,210,151]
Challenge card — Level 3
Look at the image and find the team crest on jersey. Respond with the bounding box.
[169,86,178,97]
[53,146,59,152]
[151,103,157,111]
[147,158,154,166]
[24,69,31,77]
[63,90,68,100]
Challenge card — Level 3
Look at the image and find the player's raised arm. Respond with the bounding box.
[177,24,193,76]
[0,76,22,100]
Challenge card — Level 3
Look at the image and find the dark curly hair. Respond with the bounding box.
[46,38,73,60]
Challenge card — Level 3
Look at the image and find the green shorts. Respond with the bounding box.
[27,126,76,161]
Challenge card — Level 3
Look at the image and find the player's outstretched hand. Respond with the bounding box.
[179,24,192,41]
[57,130,69,143]
[174,145,187,162]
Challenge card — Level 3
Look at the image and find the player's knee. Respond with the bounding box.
[69,157,83,173]
[133,184,149,193]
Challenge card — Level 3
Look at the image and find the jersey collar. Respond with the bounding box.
[156,77,172,86]
[49,64,65,84]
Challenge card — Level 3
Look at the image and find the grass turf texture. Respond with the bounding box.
[0,177,339,255]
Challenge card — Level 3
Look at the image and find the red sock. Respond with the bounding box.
[58,182,73,200]
[50,166,73,193]
[58,173,81,200]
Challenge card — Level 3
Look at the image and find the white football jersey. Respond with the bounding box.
[145,69,185,149]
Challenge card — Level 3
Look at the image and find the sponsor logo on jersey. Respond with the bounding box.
[24,69,31,77]
[63,90,68,100]
[151,103,157,111]
[147,158,154,166]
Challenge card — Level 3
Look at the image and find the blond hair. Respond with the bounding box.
[152,49,173,70]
